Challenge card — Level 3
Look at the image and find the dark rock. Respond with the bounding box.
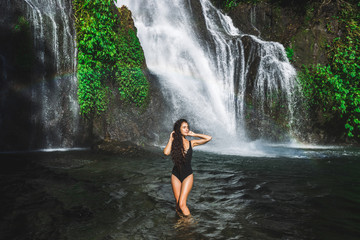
[92,69,168,147]
[227,0,339,69]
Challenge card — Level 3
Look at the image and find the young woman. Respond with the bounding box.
[163,119,212,216]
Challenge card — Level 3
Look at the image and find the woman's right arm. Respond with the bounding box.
[163,131,174,155]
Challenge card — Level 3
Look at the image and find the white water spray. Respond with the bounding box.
[119,0,299,153]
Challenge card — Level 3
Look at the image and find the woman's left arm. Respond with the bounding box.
[188,131,212,147]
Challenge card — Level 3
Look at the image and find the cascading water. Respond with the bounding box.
[120,0,300,152]
[22,0,79,149]
[0,0,80,150]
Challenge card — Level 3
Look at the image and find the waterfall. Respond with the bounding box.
[119,0,299,151]
[3,0,80,149]
[21,0,80,149]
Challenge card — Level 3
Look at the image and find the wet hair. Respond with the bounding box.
[171,119,188,170]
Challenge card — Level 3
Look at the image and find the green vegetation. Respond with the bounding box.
[299,2,360,139]
[224,0,259,10]
[285,47,294,62]
[14,16,29,31]
[224,0,240,10]
[210,0,259,11]
[73,0,149,117]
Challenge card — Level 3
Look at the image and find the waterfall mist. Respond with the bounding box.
[119,0,300,153]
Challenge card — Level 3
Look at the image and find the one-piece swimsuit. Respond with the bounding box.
[172,141,193,182]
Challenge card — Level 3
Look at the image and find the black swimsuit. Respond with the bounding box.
[172,141,193,182]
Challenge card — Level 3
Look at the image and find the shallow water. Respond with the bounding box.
[1,145,360,240]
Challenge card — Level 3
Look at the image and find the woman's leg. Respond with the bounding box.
[171,174,182,209]
[178,174,193,216]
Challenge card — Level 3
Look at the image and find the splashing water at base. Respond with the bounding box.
[119,0,300,149]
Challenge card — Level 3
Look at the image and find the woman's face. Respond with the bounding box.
[180,122,189,136]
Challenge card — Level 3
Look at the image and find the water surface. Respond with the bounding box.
[1,146,359,239]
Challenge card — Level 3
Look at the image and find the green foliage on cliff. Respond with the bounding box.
[73,0,149,117]
[221,0,259,10]
[285,47,294,62]
[299,2,360,139]
[224,0,240,10]
[14,16,29,31]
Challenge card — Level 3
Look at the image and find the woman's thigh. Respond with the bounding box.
[171,174,182,202]
[179,174,193,203]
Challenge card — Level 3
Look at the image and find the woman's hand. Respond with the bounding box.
[187,131,195,137]
[188,131,212,147]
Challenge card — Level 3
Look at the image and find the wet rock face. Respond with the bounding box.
[92,69,168,147]
[228,2,303,44]
[227,1,339,69]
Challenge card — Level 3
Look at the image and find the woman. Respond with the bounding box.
[163,119,212,216]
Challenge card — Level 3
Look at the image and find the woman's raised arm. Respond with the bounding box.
[187,131,212,147]
[163,131,174,155]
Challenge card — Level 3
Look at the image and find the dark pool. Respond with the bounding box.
[1,145,359,239]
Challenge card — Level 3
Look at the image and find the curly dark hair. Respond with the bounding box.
[171,119,189,170]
